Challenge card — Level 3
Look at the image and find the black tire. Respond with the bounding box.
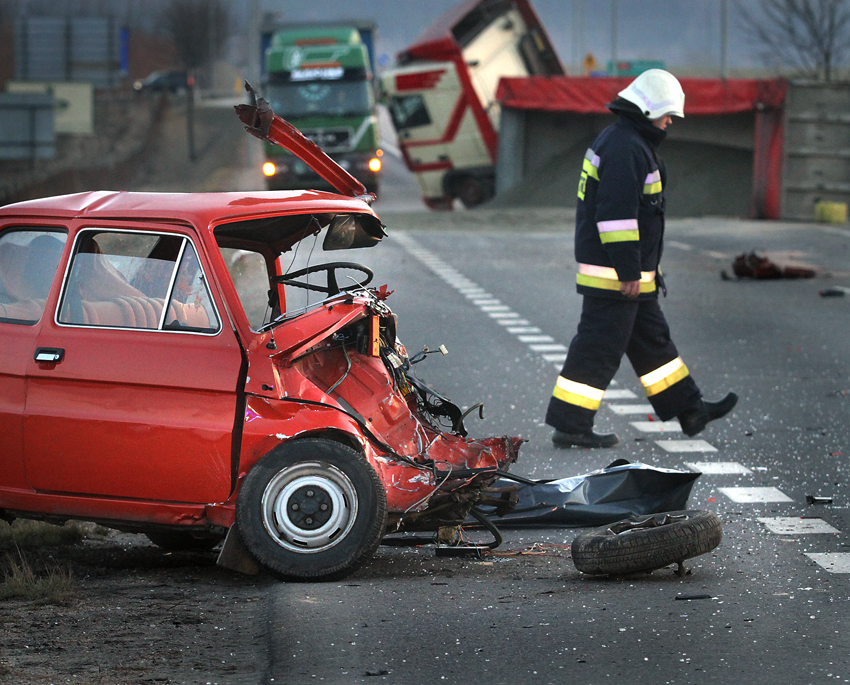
[145,531,224,552]
[571,510,722,576]
[235,439,387,581]
[457,176,493,208]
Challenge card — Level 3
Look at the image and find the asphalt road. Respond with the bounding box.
[263,208,850,684]
[123,100,850,683]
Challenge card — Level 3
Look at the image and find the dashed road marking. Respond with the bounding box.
[805,553,850,573]
[719,486,793,503]
[685,461,751,474]
[655,439,718,453]
[603,389,638,400]
[630,421,681,433]
[759,517,840,535]
[607,403,654,415]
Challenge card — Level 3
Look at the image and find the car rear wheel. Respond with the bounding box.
[236,439,387,581]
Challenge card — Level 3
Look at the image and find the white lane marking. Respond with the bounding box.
[608,403,654,415]
[604,389,638,399]
[667,240,692,251]
[655,440,718,453]
[392,234,567,371]
[630,421,681,433]
[759,517,840,535]
[805,553,850,573]
[518,335,555,343]
[685,461,751,474]
[529,343,568,352]
[719,487,793,503]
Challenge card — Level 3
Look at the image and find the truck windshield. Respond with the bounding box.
[267,81,372,118]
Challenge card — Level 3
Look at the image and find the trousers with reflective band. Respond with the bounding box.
[576,263,656,294]
[546,296,701,432]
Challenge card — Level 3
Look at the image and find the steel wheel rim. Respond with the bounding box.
[261,461,358,553]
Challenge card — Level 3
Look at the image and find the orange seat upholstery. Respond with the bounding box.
[80,297,165,329]
[166,301,211,329]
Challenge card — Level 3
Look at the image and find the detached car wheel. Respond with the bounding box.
[571,510,722,576]
[236,439,387,581]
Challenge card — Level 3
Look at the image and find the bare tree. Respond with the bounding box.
[160,0,229,71]
[738,0,850,80]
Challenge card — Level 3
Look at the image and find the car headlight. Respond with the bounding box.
[262,162,276,177]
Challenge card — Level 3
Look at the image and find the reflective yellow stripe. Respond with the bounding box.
[600,229,639,243]
[644,170,662,194]
[576,265,656,293]
[640,358,689,396]
[582,157,599,180]
[552,376,605,410]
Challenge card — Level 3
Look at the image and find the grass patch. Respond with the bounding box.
[0,550,76,603]
[0,519,87,549]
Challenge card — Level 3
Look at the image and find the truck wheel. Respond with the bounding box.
[457,176,493,208]
[236,439,387,581]
[145,531,225,552]
[571,510,722,576]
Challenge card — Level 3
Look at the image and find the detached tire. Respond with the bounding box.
[236,439,387,581]
[571,510,722,576]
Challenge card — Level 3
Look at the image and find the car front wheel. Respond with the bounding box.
[236,439,387,581]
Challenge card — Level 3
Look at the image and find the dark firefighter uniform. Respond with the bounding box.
[545,100,702,435]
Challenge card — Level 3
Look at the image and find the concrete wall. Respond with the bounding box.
[783,81,850,220]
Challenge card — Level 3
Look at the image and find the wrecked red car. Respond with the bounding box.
[0,89,521,581]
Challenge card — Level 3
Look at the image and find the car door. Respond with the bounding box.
[0,225,68,492]
[23,223,245,504]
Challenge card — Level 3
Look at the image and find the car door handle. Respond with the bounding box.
[34,347,65,363]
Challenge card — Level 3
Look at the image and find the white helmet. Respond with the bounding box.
[618,69,685,119]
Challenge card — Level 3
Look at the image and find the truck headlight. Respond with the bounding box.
[368,157,382,173]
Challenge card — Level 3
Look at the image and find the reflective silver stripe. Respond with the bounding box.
[553,376,605,410]
[578,264,656,282]
[597,218,638,233]
[640,358,689,396]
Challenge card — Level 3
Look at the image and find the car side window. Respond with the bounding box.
[57,230,220,334]
[0,229,67,325]
[219,247,272,330]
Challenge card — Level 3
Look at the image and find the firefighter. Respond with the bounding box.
[546,69,737,448]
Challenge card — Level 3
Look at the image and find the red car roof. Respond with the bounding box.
[0,190,378,227]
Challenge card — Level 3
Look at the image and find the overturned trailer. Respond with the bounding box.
[494,76,789,219]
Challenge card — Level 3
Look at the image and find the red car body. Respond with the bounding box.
[0,95,521,580]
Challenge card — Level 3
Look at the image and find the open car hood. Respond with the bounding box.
[235,83,375,203]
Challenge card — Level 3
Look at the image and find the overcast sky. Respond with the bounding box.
[262,0,774,77]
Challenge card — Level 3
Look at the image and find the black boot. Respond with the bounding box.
[552,430,619,448]
[678,392,738,437]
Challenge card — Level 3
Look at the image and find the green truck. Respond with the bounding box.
[261,26,381,195]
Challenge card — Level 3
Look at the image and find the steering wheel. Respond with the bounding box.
[273,262,374,296]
